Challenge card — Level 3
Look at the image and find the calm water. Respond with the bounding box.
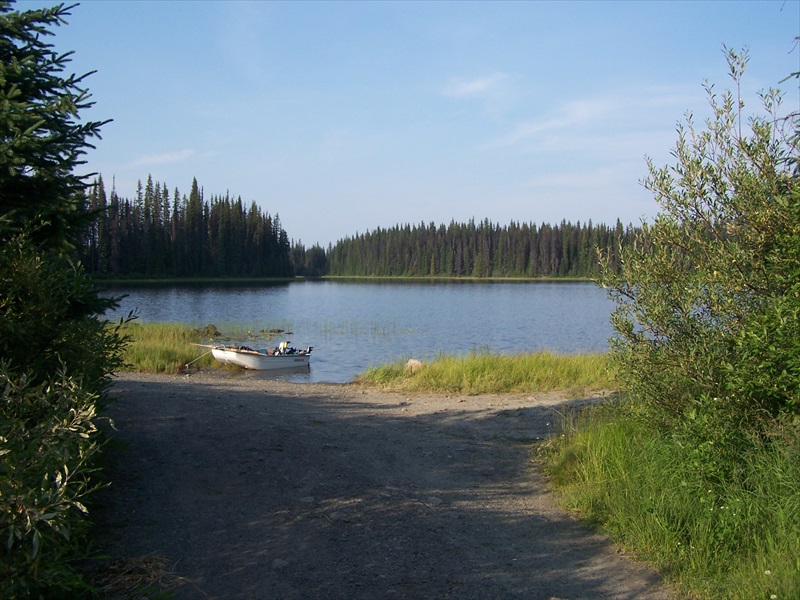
[102,280,615,383]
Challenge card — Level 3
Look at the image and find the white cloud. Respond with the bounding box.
[489,98,619,148]
[442,73,510,98]
[489,84,698,150]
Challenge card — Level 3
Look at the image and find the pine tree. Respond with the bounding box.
[0,2,110,252]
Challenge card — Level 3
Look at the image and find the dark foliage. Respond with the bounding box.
[80,175,294,278]
[326,218,635,278]
[0,0,109,254]
[0,2,126,594]
[82,175,636,280]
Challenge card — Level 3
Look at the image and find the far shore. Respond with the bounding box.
[94,274,596,286]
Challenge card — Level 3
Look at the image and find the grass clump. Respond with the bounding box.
[542,402,800,599]
[119,322,218,373]
[357,351,614,394]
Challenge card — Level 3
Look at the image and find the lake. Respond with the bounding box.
[102,280,615,383]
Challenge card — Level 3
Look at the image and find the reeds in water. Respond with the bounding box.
[119,321,302,373]
[119,322,216,373]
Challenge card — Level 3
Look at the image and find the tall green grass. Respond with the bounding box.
[118,322,302,373]
[119,322,217,373]
[356,351,614,394]
[543,404,800,599]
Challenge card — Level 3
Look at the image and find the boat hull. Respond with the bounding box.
[211,347,311,370]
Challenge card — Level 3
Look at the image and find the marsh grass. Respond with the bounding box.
[119,321,301,373]
[542,404,800,599]
[119,323,217,373]
[356,351,614,394]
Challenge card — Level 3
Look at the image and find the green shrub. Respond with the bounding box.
[0,237,127,394]
[598,48,799,432]
[560,48,800,598]
[0,368,103,596]
[0,239,127,596]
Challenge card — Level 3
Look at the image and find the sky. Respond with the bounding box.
[17,0,800,247]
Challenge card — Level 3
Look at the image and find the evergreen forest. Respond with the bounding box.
[81,175,637,279]
[325,219,634,278]
[81,176,293,277]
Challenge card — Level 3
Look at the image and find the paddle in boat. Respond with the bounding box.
[194,341,313,371]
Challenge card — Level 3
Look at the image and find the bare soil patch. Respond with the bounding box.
[87,371,676,599]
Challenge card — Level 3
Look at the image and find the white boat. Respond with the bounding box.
[196,342,313,371]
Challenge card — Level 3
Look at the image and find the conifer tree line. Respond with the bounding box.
[81,175,293,277]
[81,175,637,278]
[325,218,635,278]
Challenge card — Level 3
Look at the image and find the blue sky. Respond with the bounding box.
[19,0,800,247]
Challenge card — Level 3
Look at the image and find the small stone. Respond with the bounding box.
[405,359,424,373]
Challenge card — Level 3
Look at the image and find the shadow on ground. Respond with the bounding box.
[87,374,672,600]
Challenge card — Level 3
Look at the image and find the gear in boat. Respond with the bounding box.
[236,340,313,356]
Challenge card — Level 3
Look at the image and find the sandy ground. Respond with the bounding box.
[87,371,677,599]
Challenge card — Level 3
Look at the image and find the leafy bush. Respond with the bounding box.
[547,48,800,599]
[0,238,127,596]
[0,368,103,596]
[0,236,126,393]
[599,48,799,430]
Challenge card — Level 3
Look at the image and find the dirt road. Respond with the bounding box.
[89,372,674,599]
